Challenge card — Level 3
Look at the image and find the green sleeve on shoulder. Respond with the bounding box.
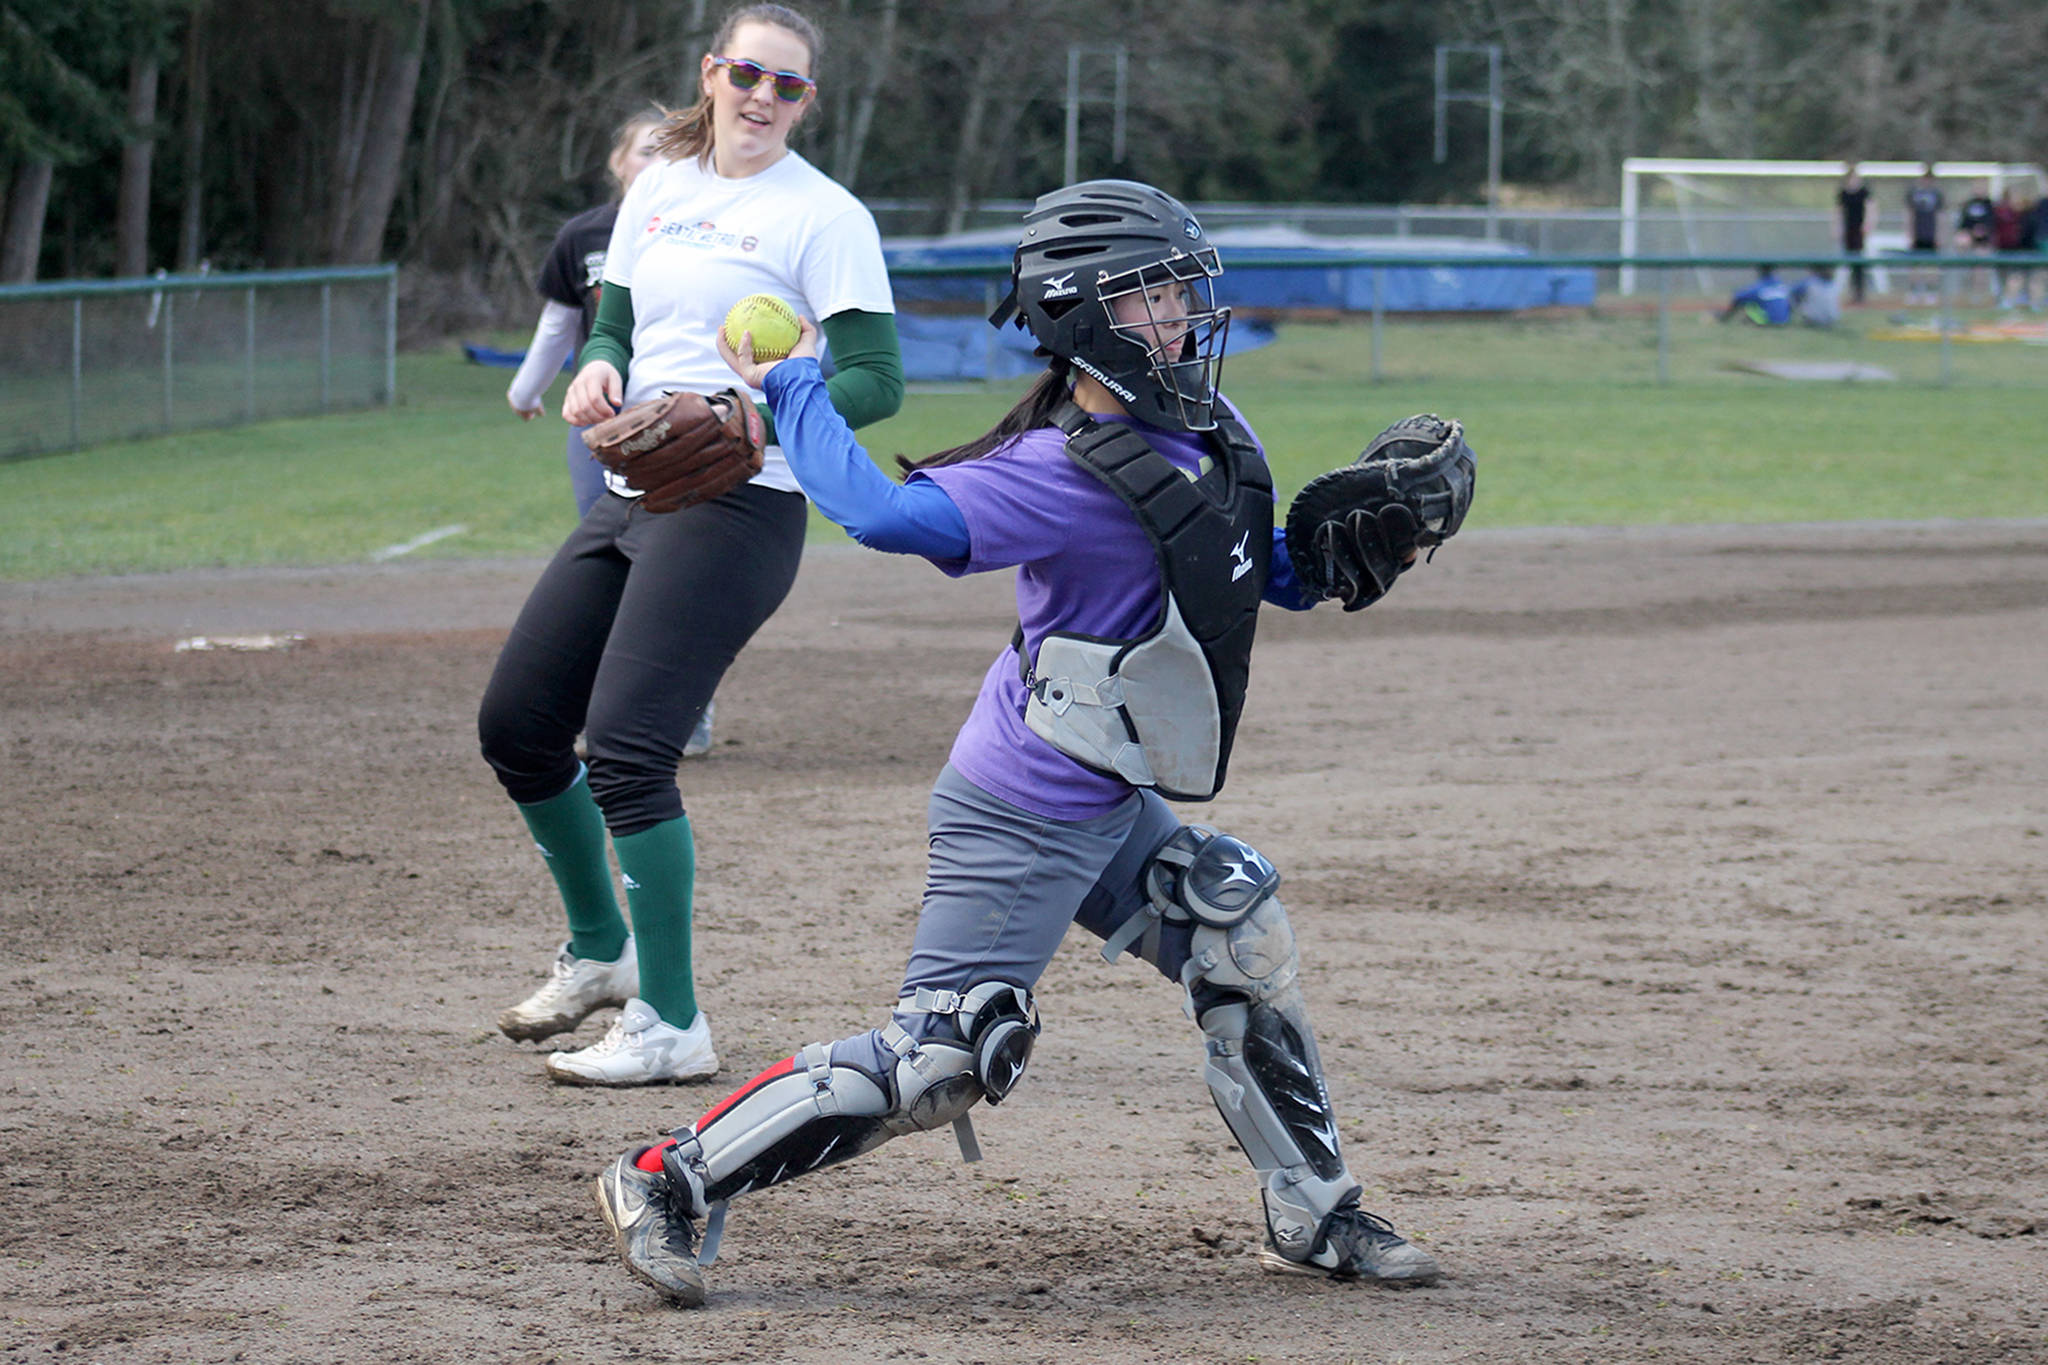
[758,308,904,445]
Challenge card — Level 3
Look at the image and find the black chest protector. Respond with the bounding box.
[1016,402,1273,801]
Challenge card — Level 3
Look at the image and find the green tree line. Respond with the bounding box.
[3,0,2041,307]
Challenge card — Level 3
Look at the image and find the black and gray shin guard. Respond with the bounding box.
[655,982,1039,1262]
[1120,825,1368,1266]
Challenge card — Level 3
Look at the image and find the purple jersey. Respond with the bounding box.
[915,411,1264,820]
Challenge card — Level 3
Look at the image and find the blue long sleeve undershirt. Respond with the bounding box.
[760,358,1318,610]
[762,358,970,557]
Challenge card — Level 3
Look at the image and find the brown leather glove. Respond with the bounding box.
[582,387,765,513]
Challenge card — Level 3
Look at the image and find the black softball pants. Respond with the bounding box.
[478,483,808,835]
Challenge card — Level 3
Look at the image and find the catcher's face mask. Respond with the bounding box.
[1098,251,1230,432]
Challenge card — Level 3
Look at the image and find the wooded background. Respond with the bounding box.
[5,0,2044,322]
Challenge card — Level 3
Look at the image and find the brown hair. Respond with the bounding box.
[896,359,1076,476]
[607,105,669,195]
[653,4,823,165]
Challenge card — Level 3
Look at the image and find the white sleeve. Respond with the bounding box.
[795,203,895,319]
[506,301,583,411]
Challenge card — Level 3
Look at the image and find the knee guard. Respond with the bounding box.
[1139,826,1361,1265]
[657,982,1038,1259]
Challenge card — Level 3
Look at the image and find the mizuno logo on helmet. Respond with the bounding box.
[1042,272,1078,299]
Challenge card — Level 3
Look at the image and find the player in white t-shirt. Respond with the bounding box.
[478,2,902,1086]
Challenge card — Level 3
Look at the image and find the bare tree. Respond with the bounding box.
[830,0,898,189]
[332,0,430,265]
[116,52,159,275]
[175,8,206,269]
[942,32,1008,233]
[1,158,53,281]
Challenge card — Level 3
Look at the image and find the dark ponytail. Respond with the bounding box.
[896,358,1075,476]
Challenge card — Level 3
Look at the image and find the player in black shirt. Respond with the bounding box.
[1904,164,1944,306]
[1836,162,1873,304]
[507,109,666,514]
[1954,182,1997,304]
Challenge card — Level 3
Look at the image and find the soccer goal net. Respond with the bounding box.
[1618,158,2048,295]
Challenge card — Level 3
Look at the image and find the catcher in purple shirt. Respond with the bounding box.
[590,180,1476,1308]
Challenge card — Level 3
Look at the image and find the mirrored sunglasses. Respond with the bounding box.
[711,56,815,103]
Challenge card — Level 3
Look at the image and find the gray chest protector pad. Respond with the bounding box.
[1017,403,1272,802]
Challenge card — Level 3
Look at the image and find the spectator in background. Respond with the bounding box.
[508,108,667,516]
[1991,188,2028,309]
[1905,164,1944,306]
[1954,180,1996,303]
[1835,162,1873,304]
[1718,264,1792,325]
[2034,191,2048,304]
[2007,191,2042,312]
[1790,265,1840,327]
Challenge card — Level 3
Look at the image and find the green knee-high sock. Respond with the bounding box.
[612,816,698,1028]
[516,773,628,963]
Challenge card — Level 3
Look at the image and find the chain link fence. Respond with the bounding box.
[872,201,1898,298]
[0,266,396,462]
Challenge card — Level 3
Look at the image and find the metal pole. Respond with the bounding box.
[320,281,332,411]
[1620,166,1640,297]
[70,297,83,449]
[245,286,257,420]
[983,278,999,390]
[1435,44,1504,241]
[1111,48,1127,165]
[1063,47,1081,186]
[1370,268,1385,382]
[385,270,398,406]
[1486,46,1503,242]
[1432,47,1448,164]
[1938,259,1953,387]
[1656,266,1671,384]
[162,292,174,430]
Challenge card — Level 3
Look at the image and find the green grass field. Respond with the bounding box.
[1,314,2042,581]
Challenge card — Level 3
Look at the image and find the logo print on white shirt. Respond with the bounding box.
[1229,531,1253,581]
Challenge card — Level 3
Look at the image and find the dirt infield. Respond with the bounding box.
[4,521,2045,1364]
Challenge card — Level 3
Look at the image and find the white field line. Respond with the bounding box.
[369,524,469,562]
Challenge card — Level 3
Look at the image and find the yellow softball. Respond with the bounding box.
[722,293,801,361]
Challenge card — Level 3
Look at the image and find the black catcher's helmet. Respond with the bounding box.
[989,180,1231,431]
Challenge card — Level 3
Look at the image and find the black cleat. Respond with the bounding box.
[595,1147,706,1306]
[1260,1201,1440,1286]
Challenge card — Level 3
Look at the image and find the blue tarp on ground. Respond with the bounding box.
[462,343,572,371]
[884,225,1598,312]
[472,224,1574,383]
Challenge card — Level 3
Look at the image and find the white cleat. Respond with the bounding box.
[545,998,720,1086]
[681,700,716,758]
[497,937,638,1042]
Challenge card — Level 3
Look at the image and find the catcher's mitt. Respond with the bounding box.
[582,387,765,513]
[1284,414,1475,611]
